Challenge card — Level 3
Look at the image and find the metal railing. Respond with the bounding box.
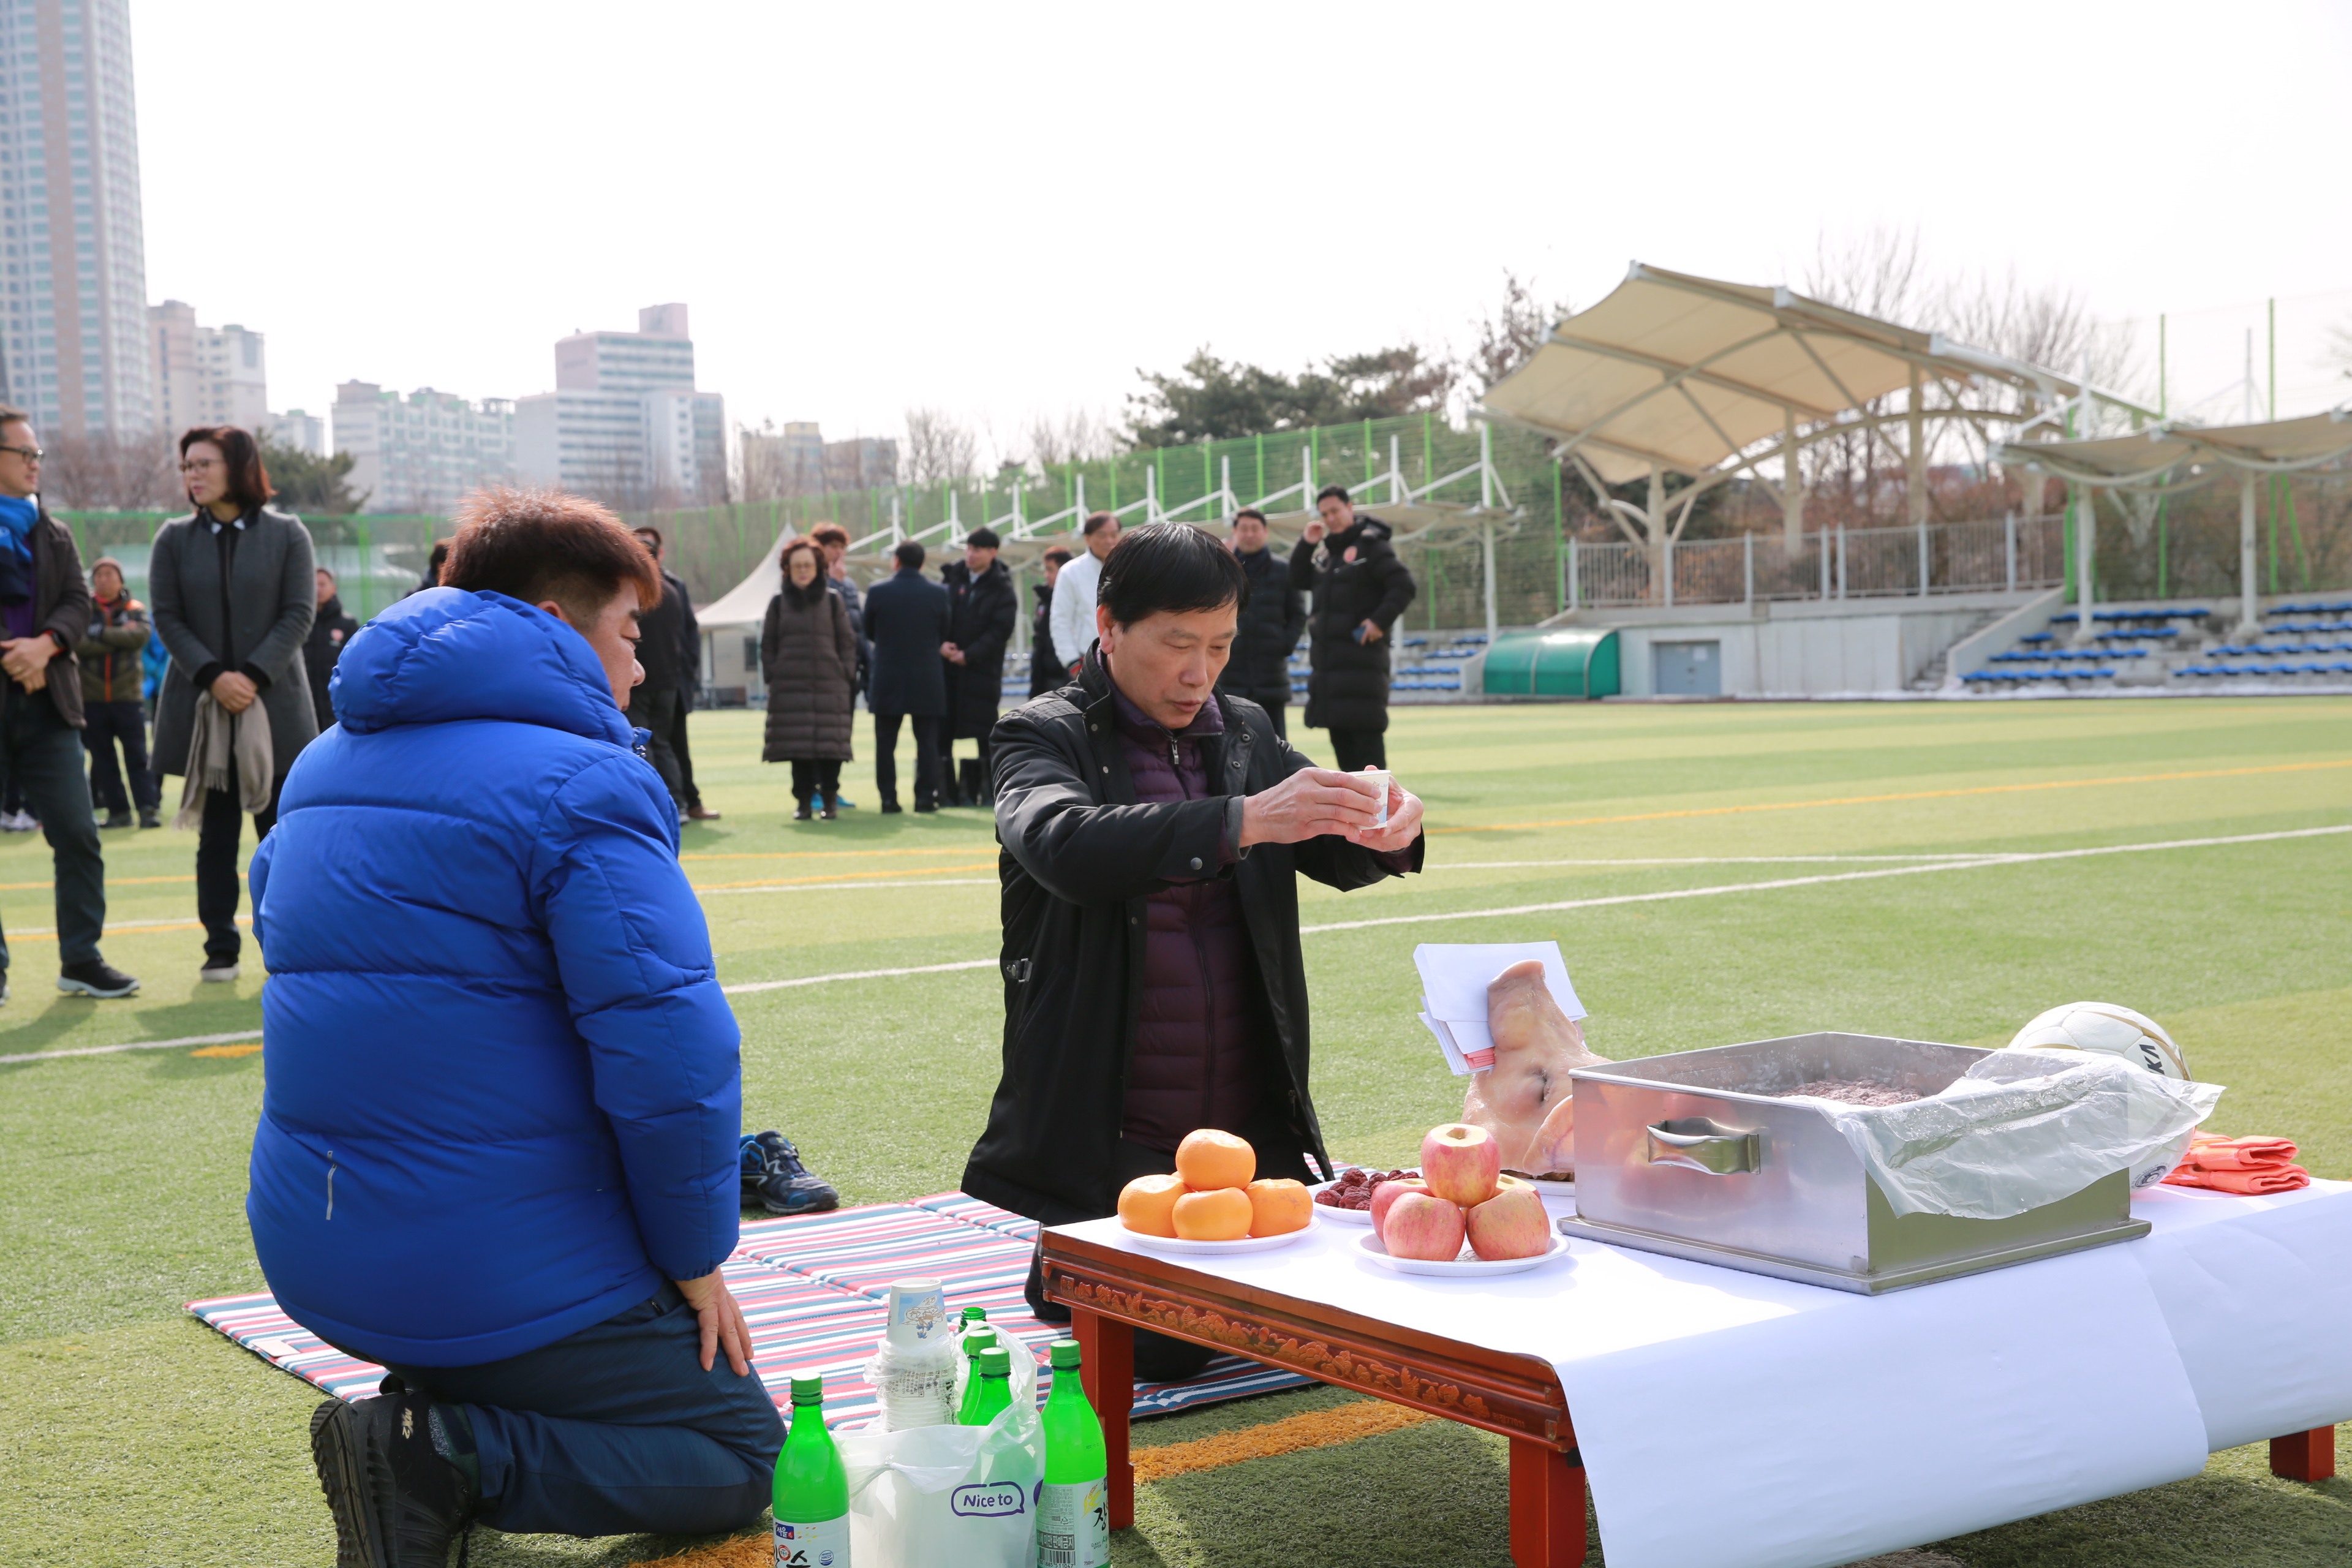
[1561,516,2070,611]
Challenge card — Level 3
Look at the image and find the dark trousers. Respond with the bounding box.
[872,712,944,807]
[0,684,105,969]
[1327,726,1387,773]
[375,1285,782,1539]
[81,698,158,813]
[788,758,841,805]
[198,775,281,965]
[666,688,700,810]
[1265,701,1288,742]
[627,685,685,807]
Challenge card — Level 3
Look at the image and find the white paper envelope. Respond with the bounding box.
[1414,941,1585,1025]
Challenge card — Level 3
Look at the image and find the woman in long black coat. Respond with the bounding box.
[1289,488,1416,774]
[939,527,1017,805]
[761,538,859,821]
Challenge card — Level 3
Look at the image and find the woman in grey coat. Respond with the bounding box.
[149,426,317,981]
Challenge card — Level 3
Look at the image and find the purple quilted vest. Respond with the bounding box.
[1111,688,1262,1151]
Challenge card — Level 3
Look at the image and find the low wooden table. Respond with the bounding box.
[1041,1227,2337,1568]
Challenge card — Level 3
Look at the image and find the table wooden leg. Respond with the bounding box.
[1508,1438,1588,1567]
[1073,1306,1136,1529]
[2269,1425,2337,1482]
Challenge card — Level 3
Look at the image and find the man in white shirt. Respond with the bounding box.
[1047,510,1120,676]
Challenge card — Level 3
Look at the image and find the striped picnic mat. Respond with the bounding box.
[188,1193,1311,1424]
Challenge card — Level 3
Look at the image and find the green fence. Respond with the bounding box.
[58,513,448,624]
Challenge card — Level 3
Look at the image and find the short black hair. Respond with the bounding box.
[965,526,1000,550]
[1315,484,1351,506]
[1082,510,1117,538]
[633,524,664,550]
[1042,546,1072,566]
[1232,508,1267,528]
[1097,522,1248,627]
[894,540,925,570]
[443,487,660,624]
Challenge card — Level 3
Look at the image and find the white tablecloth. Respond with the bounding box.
[1055,1179,2352,1568]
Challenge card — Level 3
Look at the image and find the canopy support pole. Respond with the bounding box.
[1482,519,1499,641]
[2073,484,2094,644]
[2238,475,2261,633]
[1777,406,1806,560]
[1648,465,1668,605]
[1906,364,1928,528]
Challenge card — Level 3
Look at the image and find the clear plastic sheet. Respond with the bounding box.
[1787,1048,2225,1219]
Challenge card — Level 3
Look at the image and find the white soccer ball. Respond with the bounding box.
[2005,1001,2194,1188]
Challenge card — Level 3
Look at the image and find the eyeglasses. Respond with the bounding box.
[179,458,223,473]
[0,443,42,461]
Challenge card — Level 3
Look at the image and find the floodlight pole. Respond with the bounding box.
[2238,474,2261,633]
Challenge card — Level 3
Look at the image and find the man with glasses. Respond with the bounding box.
[0,406,138,1000]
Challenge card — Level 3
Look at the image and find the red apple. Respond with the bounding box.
[1465,1185,1552,1261]
[1382,1191,1468,1262]
[1421,1123,1502,1207]
[1369,1177,1431,1238]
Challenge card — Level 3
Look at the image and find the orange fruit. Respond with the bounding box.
[1246,1178,1312,1237]
[1118,1174,1187,1237]
[1171,1186,1253,1241]
[1175,1129,1256,1191]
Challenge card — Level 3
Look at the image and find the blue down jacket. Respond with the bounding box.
[246,588,742,1366]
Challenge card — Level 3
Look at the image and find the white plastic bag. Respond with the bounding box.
[838,1391,1046,1568]
[1795,1048,2224,1219]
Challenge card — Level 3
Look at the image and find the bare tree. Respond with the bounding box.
[1020,406,1119,470]
[902,407,978,486]
[43,430,181,510]
[1462,270,1572,404]
[2325,314,2352,383]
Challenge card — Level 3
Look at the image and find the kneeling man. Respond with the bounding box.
[247,488,777,1563]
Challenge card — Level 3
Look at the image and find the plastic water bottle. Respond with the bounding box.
[959,1344,1013,1427]
[952,1327,1000,1424]
[872,1278,957,1431]
[772,1376,849,1568]
[1036,1338,1109,1568]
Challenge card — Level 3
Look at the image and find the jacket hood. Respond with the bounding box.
[1340,515,1394,548]
[330,587,635,746]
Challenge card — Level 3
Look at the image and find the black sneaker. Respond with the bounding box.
[138,808,161,829]
[100,809,134,830]
[58,959,138,998]
[309,1386,473,1568]
[746,1131,840,1216]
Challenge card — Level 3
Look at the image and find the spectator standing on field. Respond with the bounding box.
[1290,484,1414,774]
[252,486,778,1556]
[1217,508,1307,740]
[78,556,160,829]
[301,567,358,736]
[0,405,138,1000]
[760,538,858,821]
[940,526,1016,807]
[625,527,692,821]
[861,540,950,813]
[150,424,319,984]
[809,521,863,812]
[631,527,716,821]
[1047,510,1120,674]
[1029,546,1072,698]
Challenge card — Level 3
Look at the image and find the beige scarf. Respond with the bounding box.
[174,690,274,829]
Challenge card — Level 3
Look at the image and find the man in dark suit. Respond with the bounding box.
[861,540,951,813]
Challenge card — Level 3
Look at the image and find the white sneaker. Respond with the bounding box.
[1,810,34,832]
[199,962,241,983]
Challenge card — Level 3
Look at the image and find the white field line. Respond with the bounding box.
[1297,824,2352,933]
[1428,854,2002,868]
[11,824,2343,1065]
[1,913,249,939]
[700,879,995,897]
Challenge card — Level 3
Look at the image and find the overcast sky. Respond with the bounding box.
[130,1,2352,462]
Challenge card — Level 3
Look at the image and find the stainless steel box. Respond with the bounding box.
[1555,1032,2150,1294]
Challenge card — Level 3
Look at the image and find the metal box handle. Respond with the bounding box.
[1645,1118,1762,1175]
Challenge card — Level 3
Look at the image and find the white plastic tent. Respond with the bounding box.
[696,526,795,630]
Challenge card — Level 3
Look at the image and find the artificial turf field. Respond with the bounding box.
[2,693,2348,1568]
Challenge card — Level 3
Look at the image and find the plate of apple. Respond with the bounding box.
[1118,1130,1321,1256]
[1357,1123,1569,1277]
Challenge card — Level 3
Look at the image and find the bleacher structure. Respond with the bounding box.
[993,631,1491,706]
[1956,599,2352,693]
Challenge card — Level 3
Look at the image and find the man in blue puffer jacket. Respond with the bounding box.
[247,487,780,1565]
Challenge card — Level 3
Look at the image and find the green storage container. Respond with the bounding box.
[1481,627,1621,699]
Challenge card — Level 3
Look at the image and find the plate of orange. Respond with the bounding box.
[1116,1131,1324,1256]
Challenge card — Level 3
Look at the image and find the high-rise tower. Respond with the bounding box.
[0,0,152,438]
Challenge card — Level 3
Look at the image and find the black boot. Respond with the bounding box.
[959,759,986,807]
[940,762,965,808]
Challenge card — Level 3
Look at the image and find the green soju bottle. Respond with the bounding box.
[953,1327,999,1424]
[1037,1338,1109,1568]
[772,1376,850,1568]
[959,1344,1013,1428]
[961,1306,989,1329]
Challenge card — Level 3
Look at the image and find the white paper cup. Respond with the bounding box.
[1361,768,1391,827]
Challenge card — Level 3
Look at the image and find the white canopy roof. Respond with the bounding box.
[1482,262,2077,484]
[1996,407,2352,491]
[694,527,794,628]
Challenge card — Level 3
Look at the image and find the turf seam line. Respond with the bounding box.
[1427,758,2352,835]
[1298,823,2352,933]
